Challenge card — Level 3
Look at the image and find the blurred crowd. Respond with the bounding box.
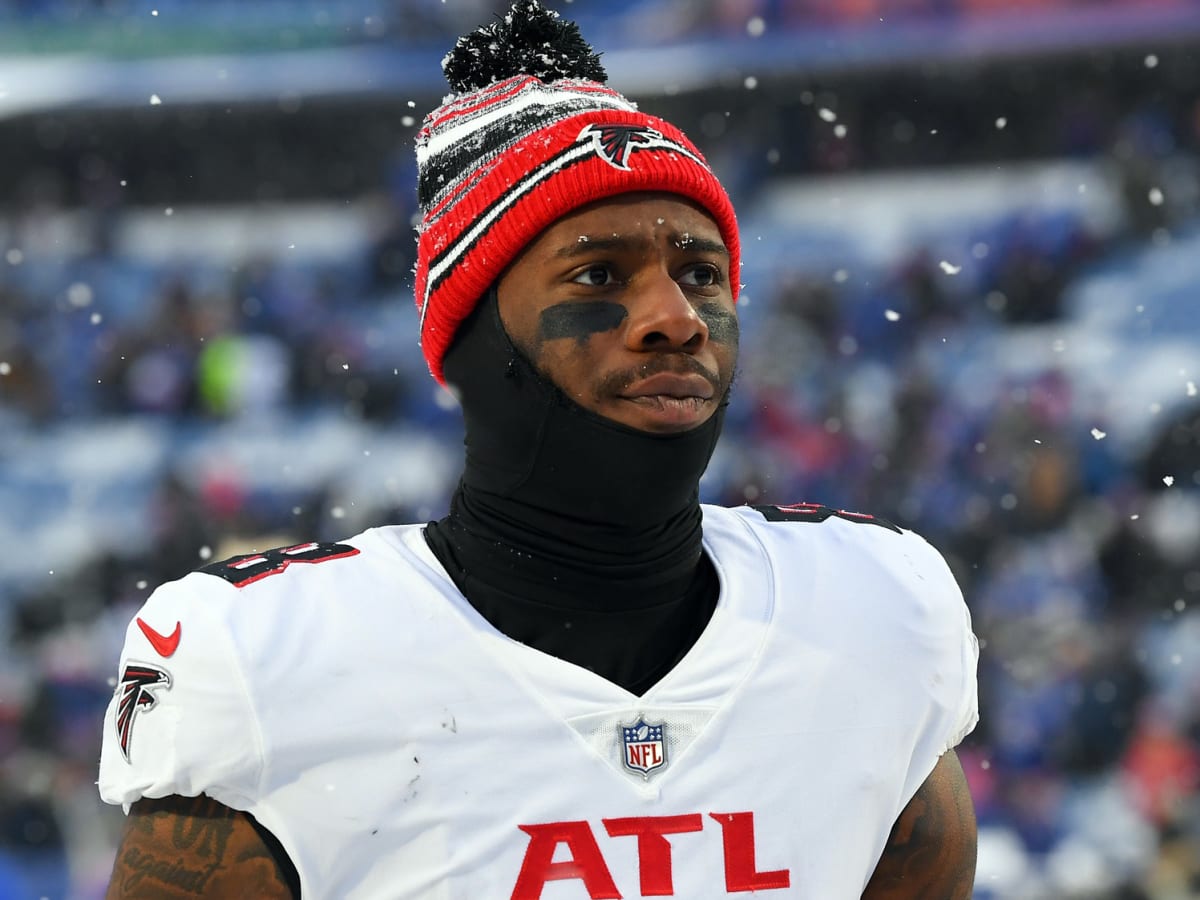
[2,153,1198,900]
[1,0,1192,43]
[2,4,1200,900]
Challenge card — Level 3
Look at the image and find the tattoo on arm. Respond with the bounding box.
[105,794,296,899]
[862,749,978,900]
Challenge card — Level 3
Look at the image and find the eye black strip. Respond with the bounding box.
[538,301,628,344]
[699,302,739,345]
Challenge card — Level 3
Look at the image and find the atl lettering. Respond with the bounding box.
[512,811,791,898]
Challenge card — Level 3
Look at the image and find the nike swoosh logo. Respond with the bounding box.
[136,617,182,658]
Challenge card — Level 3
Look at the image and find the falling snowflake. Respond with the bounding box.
[1091,428,1107,440]
[150,94,162,105]
[885,309,901,322]
[939,261,961,275]
[818,108,837,123]
[995,117,1007,129]
[68,282,93,307]
[1163,476,1175,487]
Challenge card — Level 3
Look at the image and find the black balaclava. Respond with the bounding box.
[423,289,727,694]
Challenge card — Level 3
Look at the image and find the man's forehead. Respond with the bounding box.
[550,232,730,260]
[555,192,719,227]
[543,195,726,249]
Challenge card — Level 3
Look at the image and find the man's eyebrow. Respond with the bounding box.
[671,235,730,257]
[552,234,729,259]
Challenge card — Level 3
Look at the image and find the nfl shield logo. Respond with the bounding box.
[621,717,667,778]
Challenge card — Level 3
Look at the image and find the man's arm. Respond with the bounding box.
[862,749,977,900]
[105,794,295,900]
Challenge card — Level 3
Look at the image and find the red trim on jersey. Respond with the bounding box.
[229,547,360,588]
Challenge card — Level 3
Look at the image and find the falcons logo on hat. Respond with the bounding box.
[115,662,172,763]
[578,123,663,170]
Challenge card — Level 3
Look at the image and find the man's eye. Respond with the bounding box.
[572,265,614,286]
[679,265,720,287]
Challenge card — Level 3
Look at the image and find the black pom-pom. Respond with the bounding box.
[442,0,607,93]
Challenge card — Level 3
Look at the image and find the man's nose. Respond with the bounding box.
[624,272,709,352]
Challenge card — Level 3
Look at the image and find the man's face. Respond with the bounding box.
[496,193,738,435]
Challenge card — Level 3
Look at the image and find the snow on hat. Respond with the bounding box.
[413,0,741,384]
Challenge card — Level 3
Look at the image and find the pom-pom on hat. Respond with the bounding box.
[414,0,740,384]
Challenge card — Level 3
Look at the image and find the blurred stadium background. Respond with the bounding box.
[1,0,1200,897]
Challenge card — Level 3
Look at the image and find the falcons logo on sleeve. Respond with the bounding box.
[578,123,663,170]
[115,662,172,763]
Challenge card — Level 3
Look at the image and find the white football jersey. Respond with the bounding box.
[99,503,978,899]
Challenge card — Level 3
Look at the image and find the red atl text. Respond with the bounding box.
[512,811,791,898]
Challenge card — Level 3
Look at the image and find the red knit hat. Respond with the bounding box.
[414,0,741,384]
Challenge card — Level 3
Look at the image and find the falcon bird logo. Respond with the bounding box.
[115,662,172,763]
[578,123,663,171]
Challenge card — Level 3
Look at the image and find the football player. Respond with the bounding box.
[99,2,979,897]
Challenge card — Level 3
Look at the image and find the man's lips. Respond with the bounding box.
[620,372,715,401]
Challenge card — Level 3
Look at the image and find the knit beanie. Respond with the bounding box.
[413,0,741,384]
